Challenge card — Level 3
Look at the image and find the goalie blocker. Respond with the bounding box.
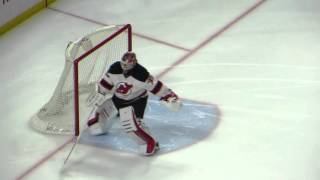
[86,51,181,156]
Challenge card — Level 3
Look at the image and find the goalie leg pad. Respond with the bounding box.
[87,99,118,136]
[119,106,158,155]
[87,112,105,135]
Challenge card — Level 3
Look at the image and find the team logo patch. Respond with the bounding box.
[116,82,133,95]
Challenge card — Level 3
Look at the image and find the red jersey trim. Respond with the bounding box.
[100,79,113,90]
[151,81,163,94]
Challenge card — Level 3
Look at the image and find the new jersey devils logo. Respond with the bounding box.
[116,82,133,95]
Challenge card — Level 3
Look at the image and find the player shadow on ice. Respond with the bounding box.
[60,145,186,180]
[79,96,220,155]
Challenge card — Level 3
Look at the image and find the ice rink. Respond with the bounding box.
[1,0,320,179]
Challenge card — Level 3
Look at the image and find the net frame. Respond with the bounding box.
[30,24,132,136]
[73,24,132,136]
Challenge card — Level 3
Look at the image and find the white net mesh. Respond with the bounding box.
[30,25,131,135]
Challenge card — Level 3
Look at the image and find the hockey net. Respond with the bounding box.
[30,24,132,136]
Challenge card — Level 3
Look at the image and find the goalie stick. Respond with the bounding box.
[62,105,96,166]
[62,95,114,166]
[60,135,81,174]
[63,135,80,165]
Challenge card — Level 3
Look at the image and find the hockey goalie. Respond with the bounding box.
[86,51,182,156]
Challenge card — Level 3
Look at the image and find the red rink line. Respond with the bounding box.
[15,137,74,180]
[47,7,191,52]
[15,1,266,179]
[156,0,267,79]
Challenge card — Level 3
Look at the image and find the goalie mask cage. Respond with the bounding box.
[30,24,132,136]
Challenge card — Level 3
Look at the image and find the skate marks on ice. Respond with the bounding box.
[60,145,185,180]
[79,96,219,154]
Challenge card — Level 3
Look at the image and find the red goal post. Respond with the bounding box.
[30,24,132,136]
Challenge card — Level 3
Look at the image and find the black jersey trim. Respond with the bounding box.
[107,62,150,82]
[108,62,123,74]
[130,64,149,82]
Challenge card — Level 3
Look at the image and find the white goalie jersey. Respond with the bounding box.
[98,61,177,103]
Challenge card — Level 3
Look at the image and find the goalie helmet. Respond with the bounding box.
[121,51,137,71]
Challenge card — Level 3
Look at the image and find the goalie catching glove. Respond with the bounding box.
[160,90,182,111]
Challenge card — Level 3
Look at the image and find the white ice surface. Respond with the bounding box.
[0,0,319,180]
